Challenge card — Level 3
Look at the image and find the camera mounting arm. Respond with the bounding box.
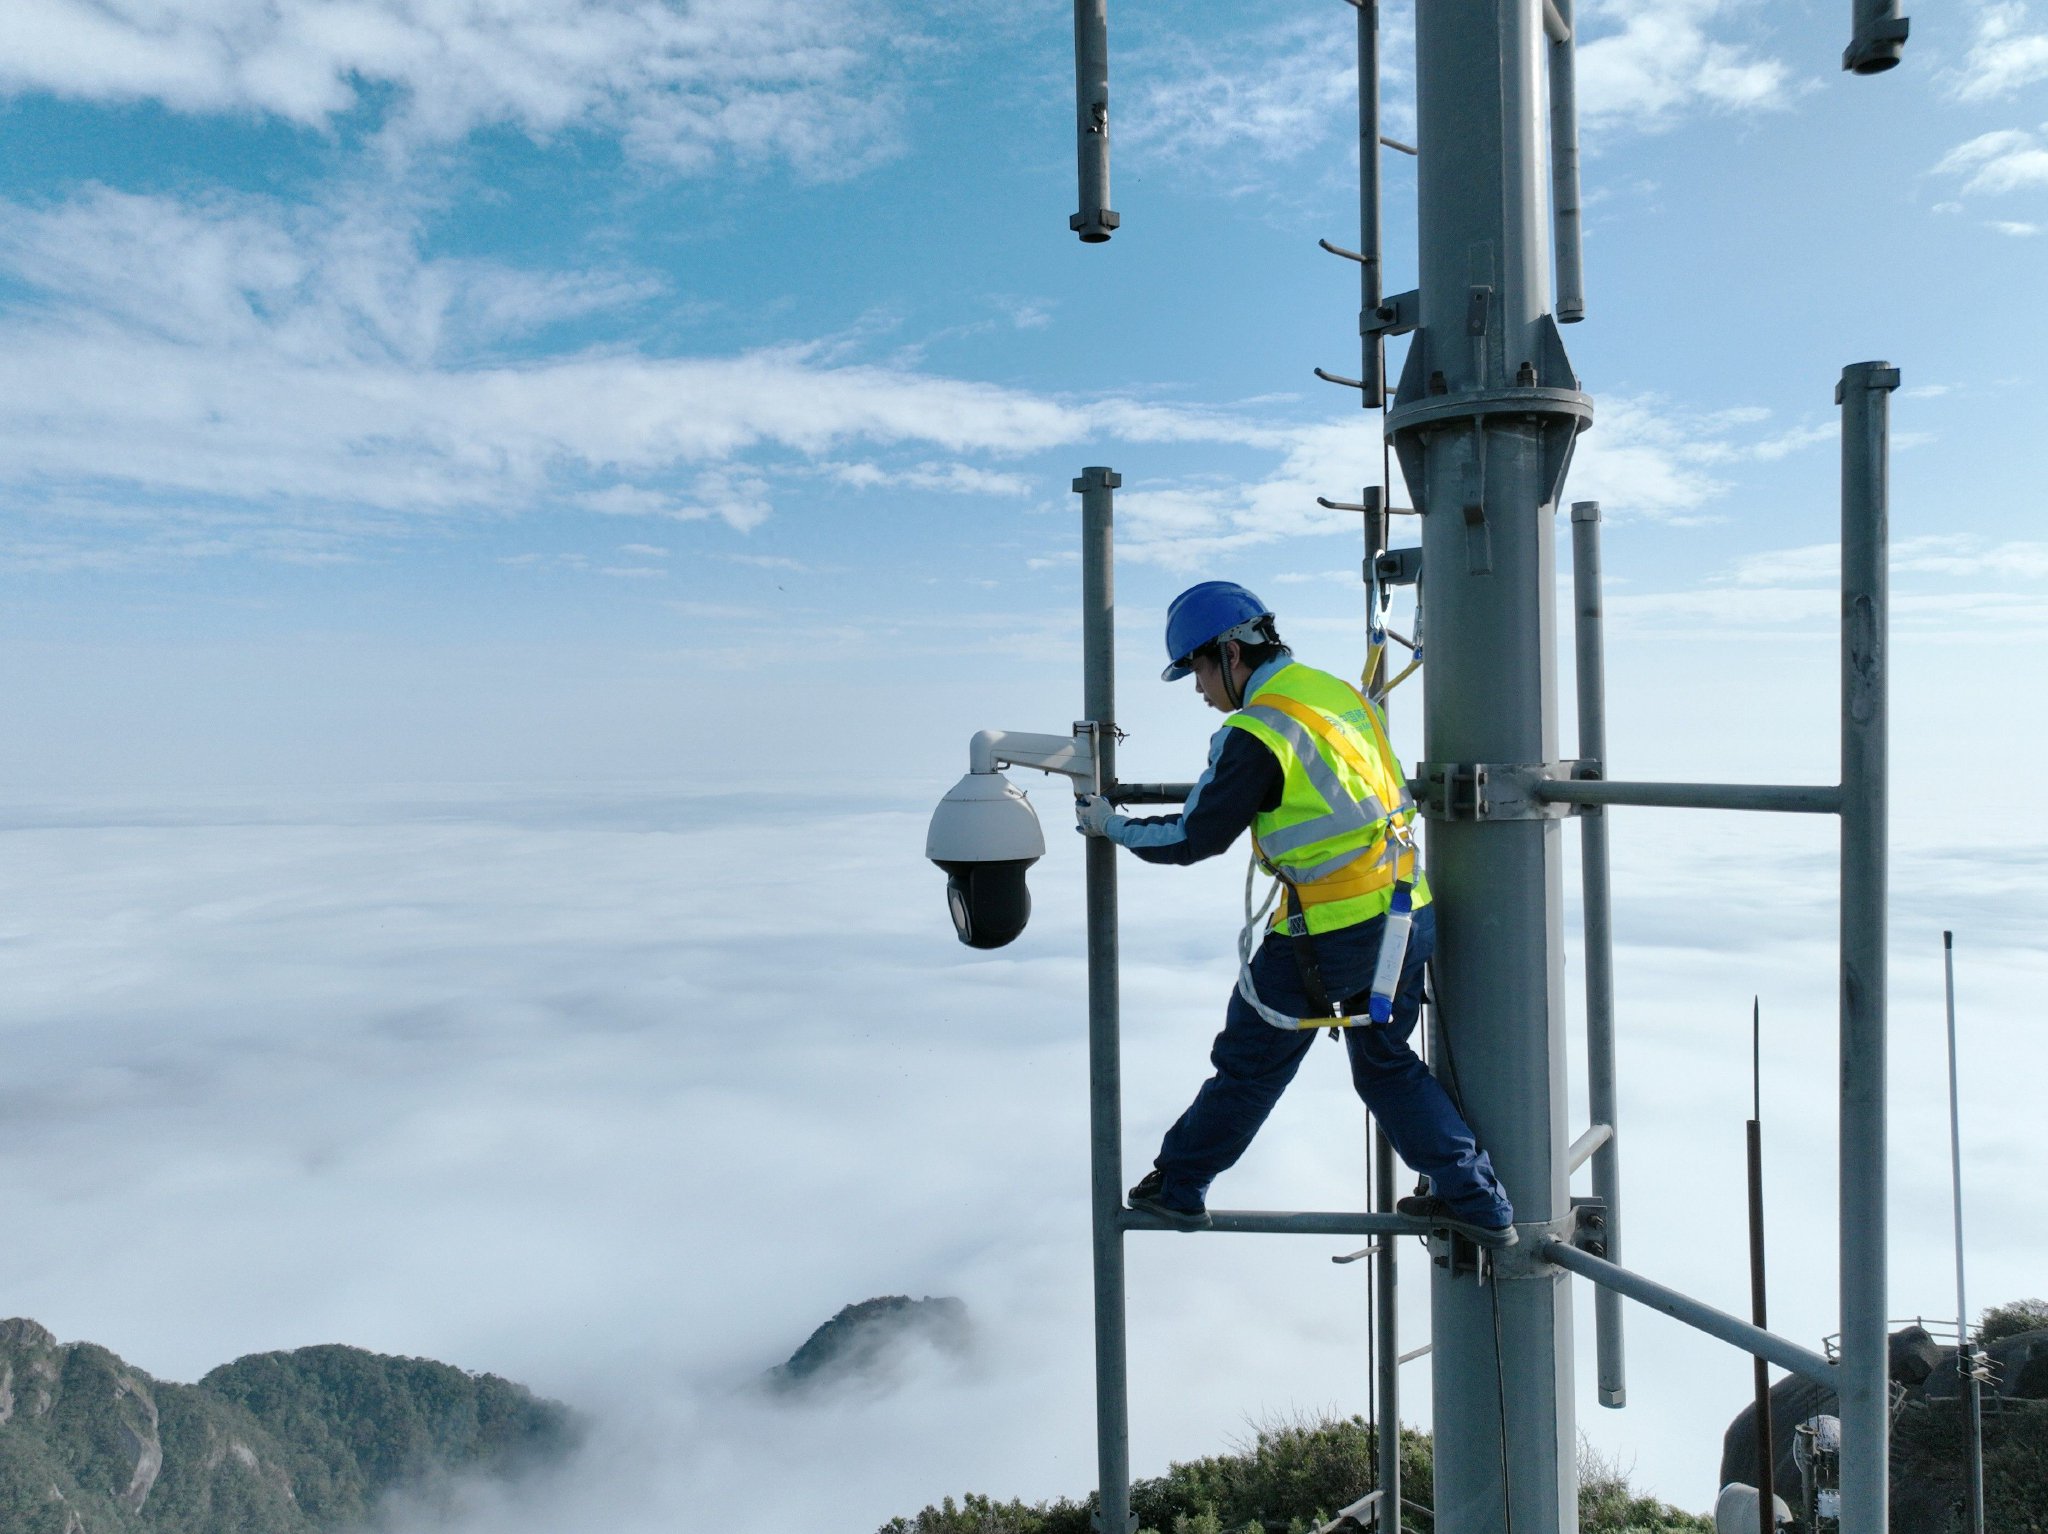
[968,727,1099,792]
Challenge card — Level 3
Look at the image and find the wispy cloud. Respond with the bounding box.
[1947,2,2048,101]
[0,187,1287,554]
[1934,126,2048,196]
[0,0,904,176]
[1575,0,1796,129]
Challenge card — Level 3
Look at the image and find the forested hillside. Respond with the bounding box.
[0,1318,573,1534]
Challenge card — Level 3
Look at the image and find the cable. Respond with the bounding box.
[1364,1122,1379,1499]
[1490,1275,1515,1534]
[1427,958,1516,1533]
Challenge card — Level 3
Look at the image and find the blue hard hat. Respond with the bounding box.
[1161,581,1273,681]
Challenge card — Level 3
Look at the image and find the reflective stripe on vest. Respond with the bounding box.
[1222,662,1430,935]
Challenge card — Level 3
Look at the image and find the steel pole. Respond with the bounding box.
[1836,361,1896,1534]
[1395,4,1584,1529]
[1070,1,1118,242]
[1375,1127,1402,1533]
[1568,501,1625,1410]
[1945,931,1986,1534]
[1075,466,1133,1534]
[1356,0,1385,400]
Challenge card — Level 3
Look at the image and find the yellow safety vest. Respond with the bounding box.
[1223,662,1431,936]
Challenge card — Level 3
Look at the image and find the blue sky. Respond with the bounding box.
[3,0,2048,1522]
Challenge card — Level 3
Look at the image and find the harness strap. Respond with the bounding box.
[1279,881,1340,1021]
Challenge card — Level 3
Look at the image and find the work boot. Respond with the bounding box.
[1127,1169,1212,1232]
[1395,1192,1518,1249]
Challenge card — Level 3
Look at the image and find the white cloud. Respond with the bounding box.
[1948,2,2048,101]
[1934,127,2048,196]
[1988,218,2041,235]
[0,188,1286,552]
[1125,12,1380,164]
[1575,0,1795,129]
[825,461,1034,497]
[0,0,902,175]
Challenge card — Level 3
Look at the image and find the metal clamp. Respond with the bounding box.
[1413,760,1591,821]
[1373,546,1422,588]
[1362,288,1420,338]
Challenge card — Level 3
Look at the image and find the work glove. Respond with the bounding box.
[1073,793,1125,841]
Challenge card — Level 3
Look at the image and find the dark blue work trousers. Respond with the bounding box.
[1152,902,1513,1226]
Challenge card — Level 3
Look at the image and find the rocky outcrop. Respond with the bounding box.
[768,1295,973,1394]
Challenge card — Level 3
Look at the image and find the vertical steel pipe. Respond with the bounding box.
[1374,1126,1401,1533]
[1074,467,1132,1534]
[1356,0,1386,399]
[1844,0,1910,74]
[1836,361,1896,1534]
[1402,3,1580,1527]
[1569,500,1625,1408]
[1945,931,1987,1534]
[1547,0,1585,322]
[1071,0,1119,242]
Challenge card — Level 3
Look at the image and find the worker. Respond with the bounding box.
[1074,581,1515,1246]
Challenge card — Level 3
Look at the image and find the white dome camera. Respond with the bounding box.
[926,770,1046,949]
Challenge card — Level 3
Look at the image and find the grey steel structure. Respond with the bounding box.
[1036,5,1909,1532]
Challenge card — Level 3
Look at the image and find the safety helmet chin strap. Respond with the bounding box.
[1214,619,1272,709]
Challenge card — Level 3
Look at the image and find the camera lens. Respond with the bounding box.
[937,859,1034,949]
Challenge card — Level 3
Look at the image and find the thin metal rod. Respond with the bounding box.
[1565,1122,1611,1173]
[1070,0,1118,242]
[1537,779,1842,815]
[1539,1242,1838,1390]
[1569,499,1624,1407]
[1837,360,1898,1534]
[1380,135,1417,157]
[1548,0,1585,322]
[1075,467,1132,1534]
[1355,0,1385,401]
[1124,1208,1425,1236]
[1374,1125,1401,1534]
[1946,931,1987,1534]
[1748,998,1776,1533]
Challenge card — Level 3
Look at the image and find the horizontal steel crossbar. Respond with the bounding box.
[1567,1122,1612,1172]
[1121,1208,1425,1236]
[1537,779,1842,815]
[1540,1241,1837,1388]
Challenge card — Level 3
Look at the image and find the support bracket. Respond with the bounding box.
[1362,288,1420,338]
[1412,760,1590,821]
[1373,546,1423,588]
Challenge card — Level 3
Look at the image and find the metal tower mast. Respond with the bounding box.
[1387,5,1588,1525]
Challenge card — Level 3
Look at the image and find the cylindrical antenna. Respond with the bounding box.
[1945,931,1987,1534]
[1546,0,1585,322]
[1844,0,1910,74]
[1748,997,1776,1533]
[1070,0,1119,242]
[1570,500,1626,1408]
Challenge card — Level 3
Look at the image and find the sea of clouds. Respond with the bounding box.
[3,621,2045,1528]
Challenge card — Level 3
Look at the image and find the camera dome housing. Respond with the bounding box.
[927,771,1046,949]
